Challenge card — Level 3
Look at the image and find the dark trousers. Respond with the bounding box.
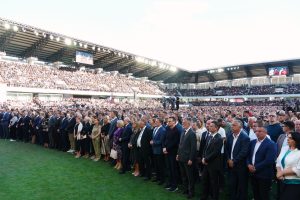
[121,145,131,172]
[201,166,220,200]
[60,130,69,151]
[2,122,9,139]
[16,128,23,141]
[76,138,87,155]
[250,176,272,200]
[54,129,60,149]
[48,126,55,148]
[153,154,165,182]
[228,167,248,200]
[37,130,43,145]
[166,153,178,188]
[23,128,30,142]
[137,148,151,178]
[9,126,17,140]
[0,123,3,138]
[280,183,300,200]
[179,161,195,195]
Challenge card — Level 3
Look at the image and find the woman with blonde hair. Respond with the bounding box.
[128,119,140,176]
[82,116,92,158]
[100,115,111,161]
[90,116,101,161]
[112,120,124,170]
[74,115,83,158]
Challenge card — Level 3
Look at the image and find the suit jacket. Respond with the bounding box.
[198,130,209,158]
[120,123,133,148]
[2,112,11,123]
[177,128,197,162]
[247,138,277,179]
[109,117,118,138]
[164,126,181,155]
[60,117,69,132]
[140,126,153,156]
[152,126,166,155]
[16,117,23,129]
[48,115,57,128]
[202,133,223,170]
[23,116,31,130]
[226,130,250,168]
[276,133,287,156]
[67,117,76,133]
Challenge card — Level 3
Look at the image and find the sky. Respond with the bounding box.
[1,0,300,71]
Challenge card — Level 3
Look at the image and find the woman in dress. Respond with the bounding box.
[128,119,140,176]
[112,120,124,170]
[276,131,300,200]
[90,116,101,161]
[100,115,111,161]
[74,115,83,158]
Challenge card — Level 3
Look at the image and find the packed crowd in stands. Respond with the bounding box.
[1,97,300,200]
[170,84,300,96]
[0,61,164,95]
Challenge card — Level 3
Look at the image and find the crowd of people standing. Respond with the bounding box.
[1,100,300,200]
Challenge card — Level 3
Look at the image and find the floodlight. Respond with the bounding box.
[4,23,10,29]
[13,25,18,32]
[65,38,72,45]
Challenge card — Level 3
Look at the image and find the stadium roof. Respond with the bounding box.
[1,17,300,84]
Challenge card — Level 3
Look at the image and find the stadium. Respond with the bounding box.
[1,1,300,200]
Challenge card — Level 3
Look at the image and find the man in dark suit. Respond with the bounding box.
[33,112,42,145]
[247,122,277,200]
[67,112,76,153]
[16,112,24,141]
[59,112,69,151]
[2,109,12,139]
[119,117,133,174]
[22,111,31,143]
[163,116,181,192]
[136,119,153,180]
[197,120,212,175]
[151,118,166,184]
[201,120,223,200]
[277,120,294,156]
[177,118,197,199]
[226,119,250,200]
[48,111,57,148]
[0,109,3,138]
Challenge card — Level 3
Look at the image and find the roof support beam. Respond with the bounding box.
[244,66,253,77]
[0,30,16,51]
[46,47,75,62]
[22,37,49,58]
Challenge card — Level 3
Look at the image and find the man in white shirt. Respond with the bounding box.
[225,119,250,200]
[247,122,277,200]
